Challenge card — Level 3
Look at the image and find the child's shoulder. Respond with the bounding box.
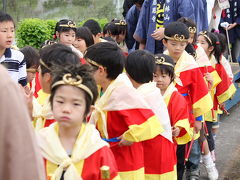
[9,48,24,61]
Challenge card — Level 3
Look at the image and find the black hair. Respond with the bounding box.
[39,43,80,75]
[199,31,221,64]
[164,22,190,40]
[0,11,15,25]
[133,0,144,5]
[107,19,127,36]
[50,64,98,119]
[177,17,197,44]
[125,50,155,83]
[20,46,40,69]
[103,23,110,36]
[154,54,175,82]
[84,42,125,80]
[83,19,101,36]
[54,19,76,39]
[185,43,197,59]
[75,27,94,48]
[214,32,227,54]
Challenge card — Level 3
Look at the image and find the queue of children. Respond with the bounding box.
[0,0,238,179]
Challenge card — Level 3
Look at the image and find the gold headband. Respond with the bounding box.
[155,56,174,68]
[85,58,103,68]
[199,31,212,45]
[52,73,93,100]
[114,20,127,26]
[188,27,196,34]
[27,68,38,73]
[164,34,188,42]
[40,59,51,71]
[59,21,76,28]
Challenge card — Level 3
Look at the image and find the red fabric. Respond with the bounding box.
[34,72,42,98]
[44,119,56,128]
[175,68,209,126]
[80,58,86,64]
[168,91,189,138]
[143,135,176,174]
[82,146,119,180]
[105,109,155,171]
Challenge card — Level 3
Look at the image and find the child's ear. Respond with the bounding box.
[43,72,52,84]
[56,31,60,38]
[208,46,214,53]
[162,39,167,46]
[87,105,95,117]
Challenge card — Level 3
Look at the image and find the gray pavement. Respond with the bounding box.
[199,103,240,180]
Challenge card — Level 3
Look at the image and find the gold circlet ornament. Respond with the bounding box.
[164,34,188,42]
[155,56,174,68]
[59,21,76,28]
[51,73,94,100]
[199,31,213,45]
[114,20,127,26]
[188,27,197,34]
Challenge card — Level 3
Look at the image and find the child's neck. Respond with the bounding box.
[0,47,6,58]
[59,125,81,152]
[160,89,166,96]
[101,79,112,93]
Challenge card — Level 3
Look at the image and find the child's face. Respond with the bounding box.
[73,38,87,53]
[52,85,86,128]
[0,21,14,49]
[58,29,76,46]
[38,66,51,94]
[27,67,38,83]
[197,35,212,56]
[153,67,172,92]
[163,39,187,61]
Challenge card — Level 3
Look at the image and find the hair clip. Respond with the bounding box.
[199,31,213,45]
[155,56,174,68]
[164,34,188,42]
[27,68,38,73]
[188,27,196,34]
[216,41,220,45]
[59,21,76,28]
[114,20,127,26]
[40,59,51,71]
[52,73,93,100]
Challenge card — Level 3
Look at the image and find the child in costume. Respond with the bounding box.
[125,50,177,179]
[34,44,80,129]
[163,22,213,180]
[53,19,83,58]
[38,64,120,180]
[153,54,191,180]
[85,42,163,180]
[197,31,236,162]
[73,27,94,54]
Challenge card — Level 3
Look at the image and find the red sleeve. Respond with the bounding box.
[82,146,119,180]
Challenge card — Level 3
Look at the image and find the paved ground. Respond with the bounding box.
[199,103,240,180]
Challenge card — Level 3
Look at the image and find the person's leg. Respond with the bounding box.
[177,144,186,180]
[232,38,240,62]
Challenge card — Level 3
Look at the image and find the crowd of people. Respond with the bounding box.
[0,0,239,180]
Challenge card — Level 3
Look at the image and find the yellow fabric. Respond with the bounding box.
[123,116,164,142]
[174,119,191,145]
[137,82,172,142]
[192,93,213,117]
[34,95,53,130]
[119,167,145,180]
[90,73,162,141]
[210,70,222,91]
[163,83,191,145]
[204,110,219,122]
[37,89,49,105]
[145,165,177,180]
[38,123,108,180]
[113,175,122,180]
[217,83,236,104]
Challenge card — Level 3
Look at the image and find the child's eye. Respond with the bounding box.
[57,100,63,104]
[74,103,81,106]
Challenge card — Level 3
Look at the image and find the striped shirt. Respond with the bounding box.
[0,48,27,86]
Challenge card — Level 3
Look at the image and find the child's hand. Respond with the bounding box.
[172,126,181,137]
[118,136,133,146]
[204,72,213,90]
[194,121,202,133]
[19,85,33,118]
[151,28,165,40]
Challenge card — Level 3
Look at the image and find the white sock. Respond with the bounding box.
[202,153,214,167]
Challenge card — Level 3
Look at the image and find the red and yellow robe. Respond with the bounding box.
[137,82,177,180]
[163,83,191,145]
[204,55,236,122]
[90,73,164,180]
[165,50,213,128]
[38,123,120,180]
